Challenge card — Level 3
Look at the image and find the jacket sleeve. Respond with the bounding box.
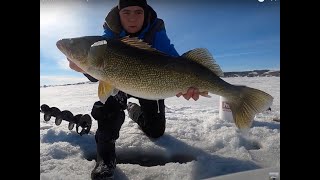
[83,73,98,82]
[83,28,115,82]
[153,29,180,57]
[102,26,116,39]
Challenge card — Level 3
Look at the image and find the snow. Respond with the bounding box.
[40,76,280,180]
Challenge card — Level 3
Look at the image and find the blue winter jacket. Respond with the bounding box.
[102,5,179,57]
[84,5,179,82]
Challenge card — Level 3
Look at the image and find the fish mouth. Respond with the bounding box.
[56,39,78,64]
[56,39,68,53]
[56,38,76,61]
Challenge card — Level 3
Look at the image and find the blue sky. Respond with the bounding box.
[40,0,280,85]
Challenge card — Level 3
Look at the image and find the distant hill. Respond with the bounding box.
[223,69,280,77]
[40,81,94,88]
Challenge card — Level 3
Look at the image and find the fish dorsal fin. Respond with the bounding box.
[98,81,119,104]
[120,36,158,52]
[182,48,224,77]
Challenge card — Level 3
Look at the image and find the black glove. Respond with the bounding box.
[91,101,106,120]
[91,91,128,121]
[114,91,128,110]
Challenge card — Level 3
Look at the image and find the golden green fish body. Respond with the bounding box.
[87,39,232,100]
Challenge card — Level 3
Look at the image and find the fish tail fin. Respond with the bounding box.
[226,86,273,130]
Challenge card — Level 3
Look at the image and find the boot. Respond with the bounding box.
[91,156,116,180]
[91,141,116,180]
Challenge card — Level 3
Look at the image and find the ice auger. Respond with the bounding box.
[40,104,92,136]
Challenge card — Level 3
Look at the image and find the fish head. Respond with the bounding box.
[56,36,107,71]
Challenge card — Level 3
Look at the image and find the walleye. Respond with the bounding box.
[56,36,273,130]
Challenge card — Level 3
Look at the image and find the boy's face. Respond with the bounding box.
[119,6,145,34]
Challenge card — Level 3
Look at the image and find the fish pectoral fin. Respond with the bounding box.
[111,88,119,96]
[98,81,117,104]
[181,48,224,77]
